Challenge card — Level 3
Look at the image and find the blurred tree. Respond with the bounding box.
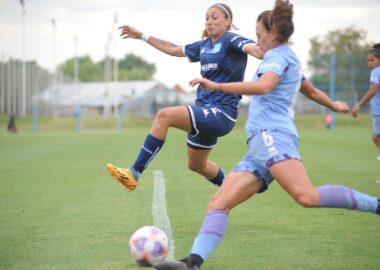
[62,55,103,82]
[118,54,156,80]
[62,53,156,82]
[308,26,375,105]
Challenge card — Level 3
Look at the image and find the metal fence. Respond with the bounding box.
[0,53,373,118]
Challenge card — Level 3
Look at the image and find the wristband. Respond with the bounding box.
[141,33,150,43]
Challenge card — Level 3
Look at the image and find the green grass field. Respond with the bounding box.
[0,114,379,270]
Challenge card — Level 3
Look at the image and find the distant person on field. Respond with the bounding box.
[106,3,263,191]
[324,111,333,129]
[154,2,380,269]
[7,115,18,133]
[352,43,380,150]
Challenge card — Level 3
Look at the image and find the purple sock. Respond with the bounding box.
[190,210,228,261]
[318,185,378,213]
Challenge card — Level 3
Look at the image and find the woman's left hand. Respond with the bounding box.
[189,78,219,91]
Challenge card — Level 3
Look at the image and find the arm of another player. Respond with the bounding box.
[119,24,185,57]
[243,44,264,59]
[300,79,349,113]
[189,72,279,95]
[351,83,378,117]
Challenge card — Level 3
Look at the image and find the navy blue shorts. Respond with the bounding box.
[186,105,236,150]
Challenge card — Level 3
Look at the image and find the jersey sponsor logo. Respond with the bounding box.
[261,62,282,71]
[202,108,209,118]
[201,63,218,72]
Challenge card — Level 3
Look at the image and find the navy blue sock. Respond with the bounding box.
[132,133,165,177]
[208,168,225,186]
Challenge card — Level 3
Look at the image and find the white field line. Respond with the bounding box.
[152,170,175,260]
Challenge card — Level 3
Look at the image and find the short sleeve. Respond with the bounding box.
[257,52,288,77]
[370,68,380,85]
[184,40,202,63]
[228,33,256,53]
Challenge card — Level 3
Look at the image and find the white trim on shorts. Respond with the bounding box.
[187,105,200,136]
[220,110,237,123]
[186,139,217,149]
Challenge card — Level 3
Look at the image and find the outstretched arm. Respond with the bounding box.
[352,83,378,117]
[119,24,185,57]
[189,72,279,95]
[300,79,349,113]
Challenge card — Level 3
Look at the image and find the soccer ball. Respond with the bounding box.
[128,226,169,266]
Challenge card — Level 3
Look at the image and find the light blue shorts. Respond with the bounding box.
[232,129,301,192]
[372,114,380,137]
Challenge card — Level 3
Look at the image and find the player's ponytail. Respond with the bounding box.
[270,0,294,43]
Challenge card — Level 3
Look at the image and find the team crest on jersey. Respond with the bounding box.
[202,108,209,118]
[201,43,222,54]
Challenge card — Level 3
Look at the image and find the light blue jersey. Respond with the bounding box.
[369,66,380,116]
[245,45,302,138]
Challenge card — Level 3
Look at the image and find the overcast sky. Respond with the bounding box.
[1,0,379,88]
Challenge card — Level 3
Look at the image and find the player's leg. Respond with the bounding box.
[373,134,380,150]
[270,159,380,214]
[107,106,191,191]
[372,115,380,150]
[187,147,225,186]
[185,105,236,186]
[154,172,263,270]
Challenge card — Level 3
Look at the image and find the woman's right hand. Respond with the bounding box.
[351,107,360,118]
[119,25,142,40]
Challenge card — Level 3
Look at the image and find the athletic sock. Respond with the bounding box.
[318,185,378,213]
[131,133,165,178]
[208,168,225,186]
[190,210,227,261]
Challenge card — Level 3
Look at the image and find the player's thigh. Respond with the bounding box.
[155,106,191,131]
[208,172,263,212]
[270,159,319,203]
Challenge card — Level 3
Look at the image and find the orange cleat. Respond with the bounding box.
[106,163,138,192]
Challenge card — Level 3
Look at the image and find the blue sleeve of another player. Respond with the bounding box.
[184,40,202,63]
[369,67,380,85]
[228,33,256,53]
[257,53,287,77]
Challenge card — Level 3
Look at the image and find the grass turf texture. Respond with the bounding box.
[0,114,379,269]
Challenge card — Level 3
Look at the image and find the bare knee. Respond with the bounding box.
[154,108,171,125]
[207,193,228,212]
[293,192,319,208]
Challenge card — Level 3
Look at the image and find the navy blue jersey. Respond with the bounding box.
[184,32,255,119]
